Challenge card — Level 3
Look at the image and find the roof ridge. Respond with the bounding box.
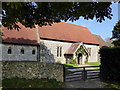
[60,21,88,29]
[93,34,100,37]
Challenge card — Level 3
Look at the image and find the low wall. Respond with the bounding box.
[2,61,64,82]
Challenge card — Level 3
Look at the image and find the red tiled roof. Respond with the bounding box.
[39,22,99,45]
[93,34,108,47]
[2,23,39,45]
[65,43,80,54]
[2,22,100,45]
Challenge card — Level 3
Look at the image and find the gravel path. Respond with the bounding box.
[65,80,107,88]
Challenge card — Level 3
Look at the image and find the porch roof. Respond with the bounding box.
[65,43,80,54]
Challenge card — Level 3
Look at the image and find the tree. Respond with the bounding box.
[2,2,112,30]
[105,37,114,47]
[111,20,120,47]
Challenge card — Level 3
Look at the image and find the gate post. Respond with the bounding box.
[85,70,87,80]
[63,65,66,82]
[83,67,85,81]
[82,67,87,81]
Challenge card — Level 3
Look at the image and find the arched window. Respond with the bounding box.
[32,49,36,55]
[20,48,24,54]
[8,47,12,54]
[57,47,59,57]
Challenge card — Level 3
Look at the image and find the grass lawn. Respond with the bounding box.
[86,62,101,66]
[64,62,101,68]
[86,62,101,69]
[2,78,64,88]
[64,64,79,67]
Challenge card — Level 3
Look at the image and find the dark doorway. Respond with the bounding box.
[64,54,73,64]
[78,53,82,64]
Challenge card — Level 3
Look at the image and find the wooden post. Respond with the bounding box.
[85,70,87,80]
[63,65,66,82]
[83,67,86,81]
[82,67,87,81]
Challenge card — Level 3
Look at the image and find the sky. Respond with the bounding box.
[0,2,119,40]
[67,2,119,40]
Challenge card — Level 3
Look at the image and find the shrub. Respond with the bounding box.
[56,61,61,64]
[99,47,120,82]
[70,58,77,64]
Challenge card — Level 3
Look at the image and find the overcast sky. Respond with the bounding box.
[67,2,119,40]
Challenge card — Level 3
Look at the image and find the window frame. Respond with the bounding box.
[88,48,91,56]
[60,47,62,57]
[8,47,12,54]
[57,47,59,57]
[20,48,24,55]
[32,48,36,55]
[57,46,62,57]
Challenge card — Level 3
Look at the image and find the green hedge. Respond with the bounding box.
[99,47,120,82]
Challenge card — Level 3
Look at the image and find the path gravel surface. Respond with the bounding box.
[65,80,107,88]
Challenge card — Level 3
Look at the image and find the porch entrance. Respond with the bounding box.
[77,53,82,64]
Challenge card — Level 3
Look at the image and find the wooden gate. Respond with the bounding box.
[64,66,100,82]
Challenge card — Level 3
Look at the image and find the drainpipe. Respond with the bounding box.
[35,25,40,62]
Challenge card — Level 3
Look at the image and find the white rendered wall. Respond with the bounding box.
[84,44,99,62]
[40,39,72,64]
[2,44,38,61]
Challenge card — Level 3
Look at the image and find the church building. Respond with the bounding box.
[1,22,108,64]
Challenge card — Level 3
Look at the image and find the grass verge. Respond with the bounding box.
[2,78,64,88]
[64,64,79,67]
[104,82,120,89]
